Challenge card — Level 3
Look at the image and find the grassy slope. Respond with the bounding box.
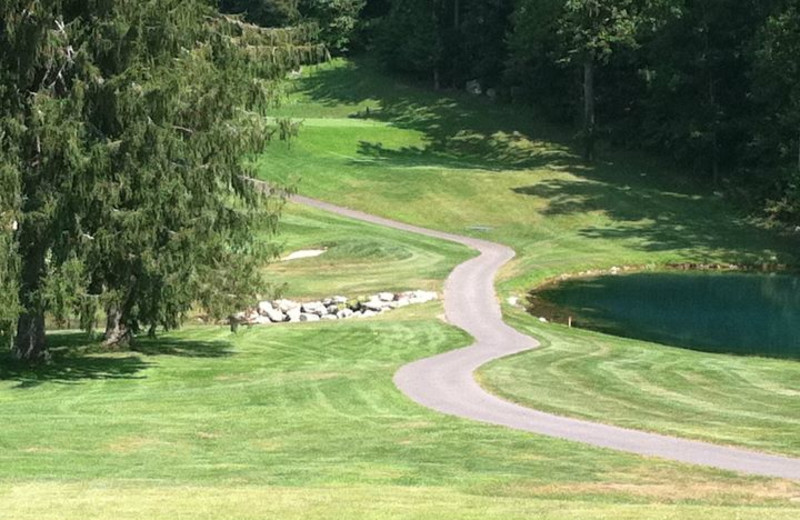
[480,309,800,457]
[267,202,473,298]
[4,58,800,519]
[2,203,798,518]
[260,58,798,297]
[256,58,800,456]
[2,322,800,519]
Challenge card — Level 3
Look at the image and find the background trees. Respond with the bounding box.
[221,0,365,53]
[369,0,800,222]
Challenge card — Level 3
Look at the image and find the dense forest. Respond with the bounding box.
[224,0,800,220]
[372,0,800,215]
[3,0,800,362]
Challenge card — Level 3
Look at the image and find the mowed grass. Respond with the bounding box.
[260,58,800,298]
[267,202,473,299]
[257,57,800,456]
[2,320,800,519]
[4,58,800,519]
[480,308,800,457]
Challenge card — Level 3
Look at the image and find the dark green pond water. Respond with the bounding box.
[533,272,800,359]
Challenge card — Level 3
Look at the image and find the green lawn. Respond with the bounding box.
[2,320,799,519]
[260,58,799,299]
[480,308,800,457]
[4,57,800,519]
[267,202,473,298]
[256,57,800,457]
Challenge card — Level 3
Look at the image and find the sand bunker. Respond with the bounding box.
[282,249,327,261]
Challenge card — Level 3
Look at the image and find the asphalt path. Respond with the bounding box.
[295,194,800,480]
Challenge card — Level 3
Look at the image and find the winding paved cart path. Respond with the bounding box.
[295,194,800,480]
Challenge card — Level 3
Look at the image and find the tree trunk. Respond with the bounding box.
[103,302,131,349]
[583,59,596,162]
[797,127,800,173]
[15,311,46,362]
[709,78,720,185]
[454,0,460,28]
[13,224,48,362]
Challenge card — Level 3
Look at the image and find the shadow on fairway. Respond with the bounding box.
[131,337,234,358]
[0,352,150,389]
[512,177,800,262]
[297,58,576,173]
[0,334,233,389]
[294,58,800,264]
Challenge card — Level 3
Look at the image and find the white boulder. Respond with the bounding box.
[466,79,482,95]
[257,301,274,315]
[265,308,286,323]
[363,299,386,312]
[276,299,299,313]
[302,301,327,316]
[252,314,272,325]
[336,308,354,319]
[409,290,437,304]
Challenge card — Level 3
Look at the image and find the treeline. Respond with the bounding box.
[0,0,323,361]
[369,0,800,222]
[220,0,366,53]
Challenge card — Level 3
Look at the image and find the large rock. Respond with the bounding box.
[409,290,437,304]
[302,301,327,316]
[363,299,387,312]
[336,308,354,319]
[257,301,274,316]
[389,297,410,309]
[276,299,299,313]
[326,304,339,315]
[332,295,348,305]
[378,292,395,302]
[466,79,482,95]
[299,313,320,322]
[286,307,302,322]
[321,314,338,321]
[265,308,286,323]
[252,314,272,325]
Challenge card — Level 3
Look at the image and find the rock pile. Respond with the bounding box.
[230,290,438,327]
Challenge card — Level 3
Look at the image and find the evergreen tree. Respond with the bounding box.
[299,0,365,54]
[0,128,20,350]
[376,0,441,84]
[753,0,800,174]
[220,0,301,26]
[0,0,322,361]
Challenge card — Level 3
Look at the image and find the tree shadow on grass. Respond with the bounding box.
[131,336,234,358]
[0,334,150,389]
[298,58,800,264]
[296,58,577,173]
[353,132,574,173]
[512,175,800,262]
[0,333,234,389]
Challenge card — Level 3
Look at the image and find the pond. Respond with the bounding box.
[530,272,800,360]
